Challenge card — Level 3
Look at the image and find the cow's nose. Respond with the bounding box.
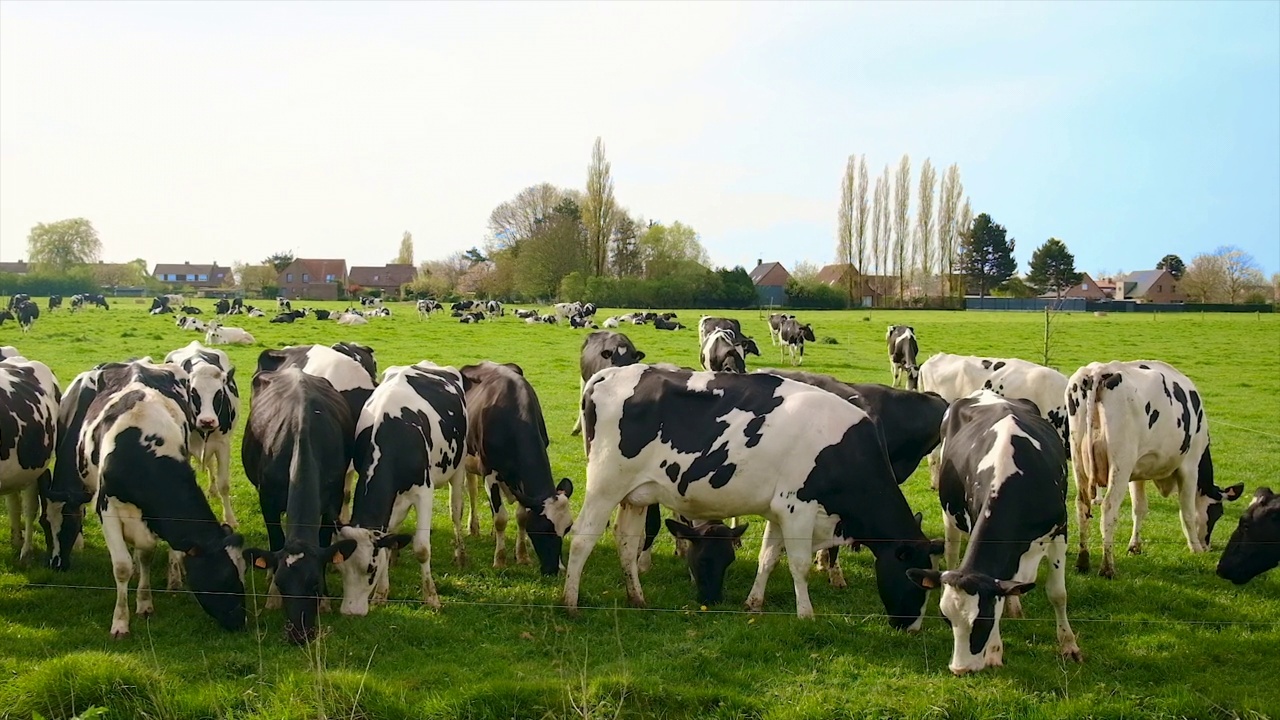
[198,419,217,429]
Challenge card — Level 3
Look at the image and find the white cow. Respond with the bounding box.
[164,342,240,527]
[337,312,369,326]
[204,323,256,346]
[176,316,206,332]
[919,352,1069,452]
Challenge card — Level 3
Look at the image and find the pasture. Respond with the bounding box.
[1,300,1277,720]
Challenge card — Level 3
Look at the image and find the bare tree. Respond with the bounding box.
[915,159,936,295]
[1182,253,1226,302]
[870,173,886,299]
[394,231,414,265]
[853,156,870,305]
[877,165,894,299]
[836,155,856,304]
[487,183,566,252]
[956,198,973,297]
[582,137,618,277]
[892,154,912,304]
[1216,245,1265,303]
[935,164,962,297]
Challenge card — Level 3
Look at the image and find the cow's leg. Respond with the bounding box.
[797,343,804,366]
[638,504,659,574]
[890,361,900,388]
[779,519,816,619]
[259,496,285,609]
[339,466,356,524]
[212,439,237,528]
[570,377,585,436]
[488,479,508,568]
[1127,481,1148,555]
[514,506,532,565]
[1074,468,1094,574]
[448,465,467,566]
[466,473,482,537]
[167,549,186,590]
[134,544,155,617]
[943,511,963,570]
[413,490,440,610]
[984,617,1005,669]
[1174,468,1205,553]
[1098,478,1127,579]
[928,447,944,491]
[1047,535,1082,661]
[745,520,784,612]
[6,493,20,550]
[614,503,648,607]
[18,483,38,564]
[820,547,845,588]
[563,496,618,614]
[101,516,134,638]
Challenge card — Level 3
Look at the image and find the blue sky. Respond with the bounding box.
[1,1,1276,276]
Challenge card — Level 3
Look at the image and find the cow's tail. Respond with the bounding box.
[1078,369,1110,490]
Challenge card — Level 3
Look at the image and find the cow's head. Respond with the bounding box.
[801,324,816,342]
[666,519,747,606]
[906,365,921,391]
[334,525,412,616]
[601,343,645,367]
[185,525,248,631]
[907,568,1033,676]
[516,478,574,576]
[876,513,943,631]
[39,490,88,572]
[1200,481,1246,548]
[738,337,761,357]
[245,538,356,644]
[188,363,235,434]
[1217,487,1280,585]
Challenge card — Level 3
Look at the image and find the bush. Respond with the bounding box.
[0,271,99,297]
[785,279,846,309]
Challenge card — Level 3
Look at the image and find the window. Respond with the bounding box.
[373,274,380,282]
[197,274,208,282]
[287,273,293,282]
[302,274,310,283]
[1172,284,1177,293]
[1082,282,1089,290]
[326,274,335,282]
[1157,284,1162,292]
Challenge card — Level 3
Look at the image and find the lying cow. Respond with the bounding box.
[1067,360,1243,578]
[654,317,683,331]
[205,323,256,346]
[1217,487,1279,585]
[886,325,920,390]
[570,331,645,436]
[909,390,1081,675]
[176,316,206,332]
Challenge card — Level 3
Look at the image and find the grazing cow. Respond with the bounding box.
[1067,360,1244,578]
[416,299,433,319]
[80,361,248,637]
[566,365,941,625]
[164,342,240,527]
[90,294,110,309]
[7,293,31,310]
[697,316,742,347]
[214,299,231,315]
[665,518,749,606]
[778,318,815,365]
[48,295,62,311]
[1217,487,1280,585]
[767,313,795,346]
[654,317,683,331]
[886,325,920,390]
[205,323,255,346]
[908,390,1081,675]
[313,309,332,321]
[460,362,574,575]
[41,367,99,570]
[919,352,1070,451]
[570,331,646,436]
[338,362,468,615]
[176,316,207,332]
[0,356,60,563]
[242,367,355,643]
[181,305,203,315]
[8,301,40,333]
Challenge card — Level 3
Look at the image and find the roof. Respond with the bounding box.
[348,264,418,287]
[0,261,29,274]
[749,262,785,285]
[815,263,861,285]
[286,258,347,280]
[1123,269,1168,297]
[153,262,228,276]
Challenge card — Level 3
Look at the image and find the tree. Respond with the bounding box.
[513,197,587,298]
[1215,246,1264,303]
[790,260,821,284]
[394,231,414,265]
[234,263,278,295]
[639,221,708,279]
[892,154,912,303]
[487,183,569,252]
[264,252,295,272]
[464,247,488,265]
[871,167,892,299]
[960,213,1016,298]
[1272,272,1280,303]
[610,213,643,277]
[582,137,618,277]
[1156,253,1186,280]
[915,158,937,293]
[936,164,963,297]
[836,155,870,306]
[1027,237,1083,299]
[27,218,101,274]
[956,198,973,295]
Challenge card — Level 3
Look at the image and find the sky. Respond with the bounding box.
[2,1,1277,277]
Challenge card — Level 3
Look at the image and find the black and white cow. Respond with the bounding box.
[460,361,574,575]
[0,346,18,359]
[768,313,796,346]
[0,355,60,563]
[255,344,375,422]
[41,366,103,571]
[416,299,439,319]
[570,331,646,436]
[778,318,815,365]
[313,309,332,321]
[242,367,356,644]
[180,305,203,315]
[554,302,582,321]
[79,361,248,637]
[696,316,741,346]
[700,328,760,374]
[514,308,538,320]
[908,390,1081,675]
[1217,487,1280,585]
[164,342,240,527]
[919,352,1069,451]
[654,317,683,331]
[337,362,468,615]
[48,295,62,311]
[485,300,504,317]
[7,293,30,310]
[214,299,231,315]
[567,365,941,625]
[276,297,291,311]
[0,301,40,333]
[176,316,206,332]
[149,296,173,313]
[569,315,597,329]
[451,300,475,313]
[1066,360,1244,578]
[270,312,300,323]
[886,325,920,391]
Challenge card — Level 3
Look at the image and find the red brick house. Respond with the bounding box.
[815,263,883,306]
[1122,269,1186,303]
[347,264,418,297]
[277,259,347,300]
[153,262,231,289]
[1039,272,1107,300]
[749,260,791,305]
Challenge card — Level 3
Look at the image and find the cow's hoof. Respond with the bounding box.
[1061,645,1083,663]
[424,595,442,611]
[1075,552,1091,574]
[110,627,130,639]
[1099,566,1115,580]
[1127,544,1142,555]
[136,603,154,617]
[265,597,282,610]
[744,598,764,613]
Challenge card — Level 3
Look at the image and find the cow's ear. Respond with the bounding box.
[665,519,695,540]
[326,539,359,565]
[225,367,236,383]
[729,523,749,539]
[913,512,924,527]
[599,349,614,360]
[503,363,525,376]
[996,580,1035,597]
[256,349,286,374]
[928,539,945,556]
[556,478,574,498]
[906,568,943,590]
[243,548,275,571]
[376,533,414,551]
[1223,483,1245,502]
[634,350,646,361]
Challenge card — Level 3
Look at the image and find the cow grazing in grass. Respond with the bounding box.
[909,390,1081,675]
[0,301,40,333]
[919,352,1069,451]
[0,355,60,563]
[567,365,940,626]
[778,318,815,365]
[48,295,62,311]
[164,342,240,527]
[886,325,920,390]
[570,331,646,436]
[1217,487,1280,585]
[338,362,468,615]
[1067,360,1243,578]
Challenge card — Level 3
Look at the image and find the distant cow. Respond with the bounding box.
[0,301,40,333]
[336,312,368,326]
[909,390,1081,675]
[180,305,203,315]
[164,341,240,527]
[919,352,1070,451]
[486,300,504,317]
[0,355,60,563]
[654,317,683,331]
[205,323,255,346]
[886,325,920,390]
[554,302,582,320]
[1067,360,1243,578]
[176,316,207,332]
[697,316,742,347]
[570,331,646,436]
[1217,487,1280,585]
[313,309,332,321]
[778,318,815,365]
[767,313,795,346]
[48,295,62,311]
[214,299,231,315]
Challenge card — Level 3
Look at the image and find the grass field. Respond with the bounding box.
[1,300,1277,720]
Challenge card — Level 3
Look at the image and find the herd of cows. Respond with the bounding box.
[0,297,1276,677]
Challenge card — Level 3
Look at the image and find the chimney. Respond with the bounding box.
[756,258,762,267]
[184,261,189,264]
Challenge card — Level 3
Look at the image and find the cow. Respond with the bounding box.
[540,315,558,325]
[180,305,203,315]
[1,301,40,333]
[205,323,255,346]
[459,313,483,324]
[654,317,683,331]
[256,344,375,423]
[247,307,266,318]
[271,313,298,324]
[767,313,795,346]
[1067,360,1244,578]
[79,361,248,637]
[48,295,62,311]
[665,518,749,606]
[0,355,60,563]
[908,390,1081,675]
[90,294,110,309]
[565,365,941,625]
[0,346,18,359]
[700,329,761,374]
[7,293,31,310]
[697,316,742,347]
[778,318,815,365]
[242,367,355,643]
[276,297,290,310]
[337,312,368,326]
[450,300,474,312]
[149,296,172,313]
[601,316,620,328]
[176,316,206,332]
[554,302,582,320]
[165,294,186,308]
[460,361,574,575]
[570,331,646,436]
[568,315,597,329]
[919,353,1069,453]
[71,293,109,311]
[230,298,243,312]
[1217,487,1280,585]
[164,342,240,527]
[886,325,920,390]
[214,299,231,315]
[486,300,504,317]
[337,362,468,615]
[416,299,434,319]
[514,308,537,319]
[41,366,99,571]
[313,309,332,321]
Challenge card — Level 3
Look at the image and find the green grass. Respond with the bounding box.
[2,300,1278,720]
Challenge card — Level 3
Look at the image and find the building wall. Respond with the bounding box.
[756,285,786,306]
[278,261,342,300]
[1133,271,1186,303]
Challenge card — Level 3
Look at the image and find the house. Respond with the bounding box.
[1122,269,1186,303]
[1095,277,1120,300]
[1038,272,1107,301]
[153,262,231,289]
[277,259,347,300]
[0,261,30,275]
[815,263,882,307]
[347,264,418,297]
[749,259,791,306]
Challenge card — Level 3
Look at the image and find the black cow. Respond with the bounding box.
[214,299,231,315]
[0,301,39,333]
[89,294,109,309]
[149,296,171,313]
[779,318,816,365]
[886,325,920,390]
[451,300,475,312]
[242,367,356,644]
[181,305,203,315]
[231,298,243,312]
[460,361,573,575]
[270,312,298,323]
[570,331,645,435]
[41,367,102,571]
[654,317,683,331]
[909,390,1082,675]
[7,293,30,310]
[48,295,62,311]
[665,518,748,606]
[313,309,332,321]
[0,356,60,564]
[1217,487,1280,585]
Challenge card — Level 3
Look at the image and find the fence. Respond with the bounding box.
[965,297,1086,312]
[1086,300,1275,314]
